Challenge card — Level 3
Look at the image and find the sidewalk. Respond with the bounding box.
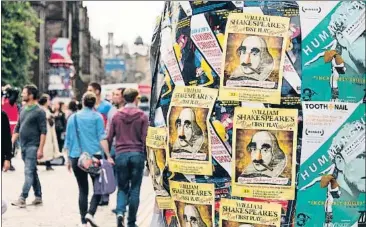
[1,154,155,227]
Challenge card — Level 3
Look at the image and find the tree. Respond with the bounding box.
[1,2,40,87]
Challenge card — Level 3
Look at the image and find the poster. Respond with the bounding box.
[170,181,215,227]
[167,86,218,175]
[179,1,242,17]
[232,107,298,200]
[146,127,174,209]
[163,209,181,227]
[243,1,302,107]
[299,1,365,102]
[219,13,290,104]
[174,16,219,88]
[219,198,282,227]
[295,102,365,227]
[161,14,185,86]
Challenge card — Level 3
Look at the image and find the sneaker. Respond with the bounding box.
[85,213,98,227]
[46,166,54,171]
[31,197,43,205]
[117,214,125,227]
[11,198,26,208]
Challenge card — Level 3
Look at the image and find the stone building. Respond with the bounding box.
[30,1,102,98]
[90,37,104,82]
[103,34,151,87]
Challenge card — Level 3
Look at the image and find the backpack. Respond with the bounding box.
[93,160,116,195]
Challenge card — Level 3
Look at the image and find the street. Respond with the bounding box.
[2,153,155,227]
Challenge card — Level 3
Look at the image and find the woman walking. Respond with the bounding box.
[64,92,114,227]
[53,101,66,152]
[38,94,61,171]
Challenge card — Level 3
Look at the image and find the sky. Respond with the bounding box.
[83,1,164,46]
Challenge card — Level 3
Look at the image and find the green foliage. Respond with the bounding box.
[1,1,40,87]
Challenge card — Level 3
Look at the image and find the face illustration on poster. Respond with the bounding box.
[183,204,207,227]
[229,36,274,82]
[241,131,287,178]
[330,121,366,196]
[299,119,365,224]
[173,108,204,153]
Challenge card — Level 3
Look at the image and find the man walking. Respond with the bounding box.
[107,88,148,227]
[87,82,112,127]
[11,85,47,208]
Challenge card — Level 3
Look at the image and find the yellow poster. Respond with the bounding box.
[167,86,218,175]
[219,13,290,104]
[219,198,282,227]
[146,127,174,209]
[232,107,298,200]
[170,180,215,227]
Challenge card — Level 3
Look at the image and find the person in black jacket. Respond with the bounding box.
[2,110,13,171]
[53,101,66,152]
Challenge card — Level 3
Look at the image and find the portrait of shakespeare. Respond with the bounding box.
[228,36,276,84]
[183,204,207,227]
[240,131,287,178]
[172,108,204,154]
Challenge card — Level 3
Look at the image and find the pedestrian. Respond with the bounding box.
[2,110,13,173]
[11,84,47,208]
[87,82,112,206]
[67,100,78,120]
[64,92,114,227]
[2,85,20,171]
[38,94,61,171]
[53,101,67,152]
[107,88,148,227]
[138,95,150,117]
[106,88,125,214]
[88,82,112,127]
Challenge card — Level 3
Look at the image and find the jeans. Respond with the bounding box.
[115,152,145,226]
[71,156,102,224]
[21,146,42,199]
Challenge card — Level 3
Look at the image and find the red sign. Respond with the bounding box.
[138,84,151,95]
[49,38,73,64]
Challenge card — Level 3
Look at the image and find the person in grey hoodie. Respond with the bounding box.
[107,88,148,227]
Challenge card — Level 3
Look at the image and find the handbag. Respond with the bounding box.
[74,114,101,176]
[94,159,116,195]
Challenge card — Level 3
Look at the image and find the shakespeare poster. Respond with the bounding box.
[299,1,365,103]
[167,86,218,175]
[296,102,365,227]
[232,107,298,200]
[243,1,302,107]
[219,198,281,227]
[170,181,215,227]
[219,13,290,104]
[146,127,173,209]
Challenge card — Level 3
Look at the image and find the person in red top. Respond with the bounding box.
[2,85,20,171]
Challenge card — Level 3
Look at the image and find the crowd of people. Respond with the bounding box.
[2,82,151,227]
